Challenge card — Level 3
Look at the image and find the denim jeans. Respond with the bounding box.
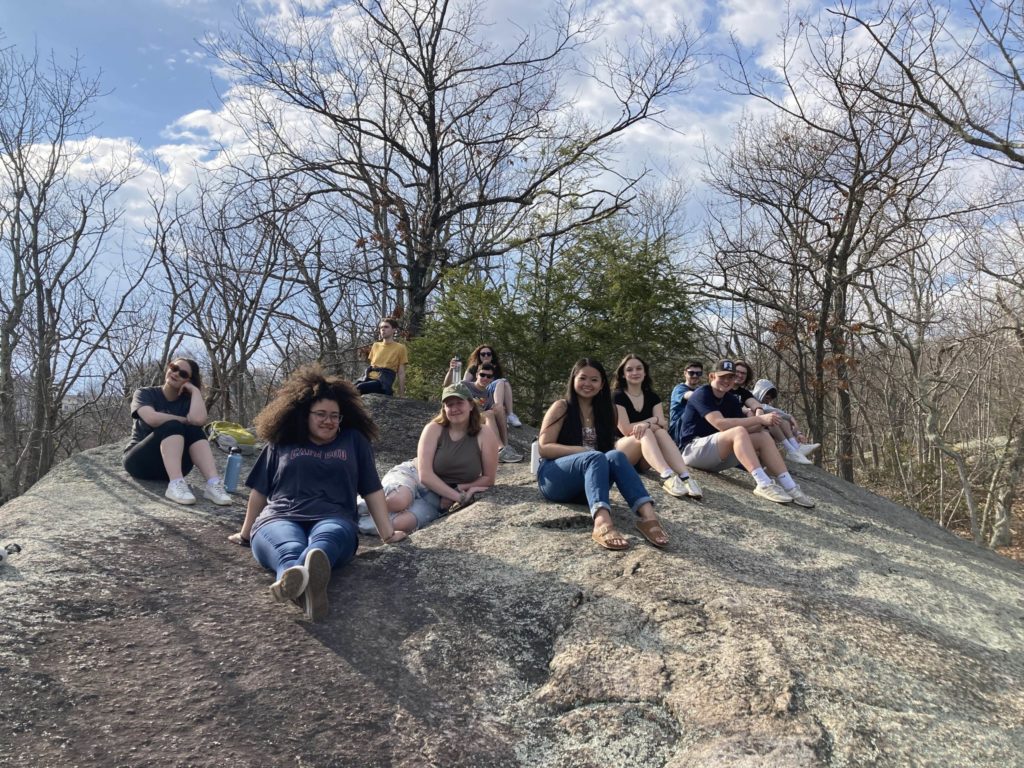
[251,517,359,580]
[537,449,653,517]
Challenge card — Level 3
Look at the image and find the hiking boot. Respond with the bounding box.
[787,484,816,508]
[499,445,524,463]
[165,479,196,505]
[270,565,308,603]
[203,481,232,506]
[507,412,523,428]
[303,548,331,622]
[753,482,793,504]
[785,449,814,465]
[682,475,703,499]
[662,474,688,498]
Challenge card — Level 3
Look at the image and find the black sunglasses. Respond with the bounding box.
[685,370,702,376]
[478,373,494,379]
[168,362,191,380]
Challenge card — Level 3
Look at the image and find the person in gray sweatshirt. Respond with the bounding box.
[751,378,820,460]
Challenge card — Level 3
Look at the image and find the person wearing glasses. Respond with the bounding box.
[123,357,232,506]
[676,360,816,507]
[358,382,499,536]
[462,363,523,462]
[355,317,408,397]
[668,360,704,449]
[228,365,406,621]
[444,345,523,428]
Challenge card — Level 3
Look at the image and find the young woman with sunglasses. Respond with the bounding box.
[228,365,406,621]
[123,358,232,506]
[537,358,670,551]
[444,344,523,428]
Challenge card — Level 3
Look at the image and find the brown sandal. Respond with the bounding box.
[635,518,669,548]
[592,524,630,551]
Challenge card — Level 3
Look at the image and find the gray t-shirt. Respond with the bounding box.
[126,386,191,451]
[464,381,494,411]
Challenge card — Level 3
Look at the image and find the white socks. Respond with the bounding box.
[751,467,771,486]
[776,471,797,491]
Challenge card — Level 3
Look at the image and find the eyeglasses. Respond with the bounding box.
[310,411,342,422]
[167,363,191,380]
[685,370,702,377]
[479,351,493,357]
[477,373,494,379]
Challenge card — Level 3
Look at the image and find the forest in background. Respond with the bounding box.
[2,0,1023,553]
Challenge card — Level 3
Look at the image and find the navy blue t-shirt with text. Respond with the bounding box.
[676,384,745,449]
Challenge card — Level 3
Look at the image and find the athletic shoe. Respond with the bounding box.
[799,443,821,457]
[753,482,793,504]
[681,475,703,499]
[507,412,523,428]
[499,445,524,463]
[303,548,332,622]
[270,565,308,603]
[165,479,196,505]
[785,449,814,465]
[203,481,232,506]
[786,484,816,508]
[662,474,688,498]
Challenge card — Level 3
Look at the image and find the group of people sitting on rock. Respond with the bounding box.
[122,343,819,621]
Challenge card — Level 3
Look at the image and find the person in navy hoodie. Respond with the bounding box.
[228,365,406,621]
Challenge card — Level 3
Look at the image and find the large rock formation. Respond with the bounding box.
[1,394,1022,767]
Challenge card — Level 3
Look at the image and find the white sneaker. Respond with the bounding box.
[165,479,196,505]
[799,443,821,457]
[499,445,524,463]
[303,548,332,622]
[507,412,523,428]
[681,475,703,499]
[203,481,232,506]
[786,483,816,508]
[270,565,308,603]
[753,482,793,504]
[662,474,688,498]
[785,449,814,465]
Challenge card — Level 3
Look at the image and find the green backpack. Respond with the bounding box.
[205,421,258,455]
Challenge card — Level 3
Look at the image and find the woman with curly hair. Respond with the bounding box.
[613,354,702,499]
[123,357,231,506]
[228,364,405,621]
[537,358,669,551]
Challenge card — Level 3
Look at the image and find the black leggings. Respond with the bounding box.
[123,421,208,481]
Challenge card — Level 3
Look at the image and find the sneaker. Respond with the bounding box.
[662,474,688,498]
[507,412,523,428]
[203,481,232,506]
[270,565,308,603]
[786,483,816,508]
[499,445,524,463]
[165,479,196,505]
[681,475,703,499]
[785,449,814,465]
[753,482,793,504]
[799,443,821,457]
[303,548,331,622]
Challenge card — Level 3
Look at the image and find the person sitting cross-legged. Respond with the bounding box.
[676,359,815,508]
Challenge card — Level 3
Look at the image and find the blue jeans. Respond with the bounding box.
[251,517,359,580]
[537,449,653,517]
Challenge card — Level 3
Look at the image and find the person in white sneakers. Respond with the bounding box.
[731,360,812,466]
[228,365,406,621]
[444,344,524,428]
[612,353,702,499]
[751,378,820,460]
[123,357,231,506]
[460,363,523,463]
[676,360,815,507]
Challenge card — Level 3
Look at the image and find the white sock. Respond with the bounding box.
[751,467,771,486]
[776,472,797,491]
[207,476,221,485]
[785,438,801,451]
[660,468,675,480]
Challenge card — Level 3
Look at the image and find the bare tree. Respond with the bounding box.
[207,0,701,334]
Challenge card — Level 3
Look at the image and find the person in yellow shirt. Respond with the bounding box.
[355,317,409,397]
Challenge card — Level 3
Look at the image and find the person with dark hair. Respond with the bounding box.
[537,358,669,550]
[228,364,405,621]
[460,363,523,463]
[123,357,231,506]
[355,317,408,397]
[612,354,702,499]
[677,360,816,507]
[358,382,500,535]
[444,344,524,428]
[669,360,703,445]
[732,361,811,465]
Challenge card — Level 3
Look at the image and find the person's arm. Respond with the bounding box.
[366,489,407,544]
[136,405,189,429]
[457,427,500,497]
[650,402,667,429]
[229,489,267,545]
[538,400,588,459]
[706,409,779,432]
[416,422,463,505]
[615,403,635,437]
[396,363,406,397]
[443,358,459,387]
[182,383,208,425]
